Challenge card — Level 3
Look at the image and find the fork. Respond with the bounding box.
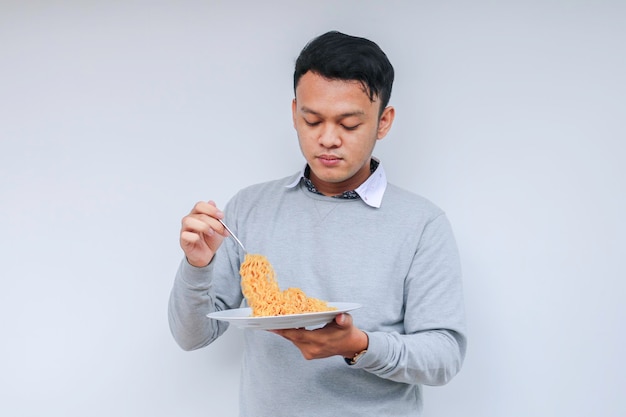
[218,219,247,253]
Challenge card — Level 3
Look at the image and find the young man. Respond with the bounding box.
[169,31,467,416]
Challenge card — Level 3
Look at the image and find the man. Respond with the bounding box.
[169,31,466,416]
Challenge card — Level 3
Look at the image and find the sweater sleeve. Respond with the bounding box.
[168,244,244,351]
[352,213,467,386]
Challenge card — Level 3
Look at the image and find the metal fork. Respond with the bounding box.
[218,219,247,253]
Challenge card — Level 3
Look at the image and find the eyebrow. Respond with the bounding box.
[300,106,365,118]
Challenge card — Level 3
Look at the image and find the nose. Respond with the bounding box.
[318,124,341,148]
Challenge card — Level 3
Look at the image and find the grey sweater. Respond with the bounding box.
[168,171,467,416]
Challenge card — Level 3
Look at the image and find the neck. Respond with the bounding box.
[308,160,372,196]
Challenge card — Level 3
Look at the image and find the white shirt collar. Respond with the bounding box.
[285,158,388,208]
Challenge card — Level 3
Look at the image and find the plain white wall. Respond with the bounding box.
[1,1,625,416]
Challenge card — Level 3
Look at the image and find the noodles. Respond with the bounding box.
[240,253,336,317]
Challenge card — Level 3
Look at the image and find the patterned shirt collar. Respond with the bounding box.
[285,158,387,208]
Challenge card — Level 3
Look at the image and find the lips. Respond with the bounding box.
[318,154,341,161]
[317,155,342,167]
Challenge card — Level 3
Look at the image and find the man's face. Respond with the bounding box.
[292,71,395,196]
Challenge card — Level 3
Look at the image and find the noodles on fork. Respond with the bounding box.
[240,254,336,317]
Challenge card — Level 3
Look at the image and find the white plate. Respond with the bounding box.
[207,302,361,330]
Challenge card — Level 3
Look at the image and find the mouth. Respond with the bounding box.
[317,154,342,161]
[317,155,342,167]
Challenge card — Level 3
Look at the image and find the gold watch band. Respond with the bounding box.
[346,349,367,365]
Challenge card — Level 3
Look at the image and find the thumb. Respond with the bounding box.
[335,313,352,328]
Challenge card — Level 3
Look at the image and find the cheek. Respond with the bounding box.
[296,131,312,153]
[295,126,313,144]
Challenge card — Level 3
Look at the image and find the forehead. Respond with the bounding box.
[295,72,379,116]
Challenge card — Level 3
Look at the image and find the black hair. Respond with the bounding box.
[294,31,394,113]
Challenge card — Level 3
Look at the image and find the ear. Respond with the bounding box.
[377,106,395,140]
[291,98,297,129]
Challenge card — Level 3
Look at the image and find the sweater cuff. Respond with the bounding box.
[178,257,215,288]
[349,331,388,370]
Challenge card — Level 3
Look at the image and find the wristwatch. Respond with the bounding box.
[345,348,367,366]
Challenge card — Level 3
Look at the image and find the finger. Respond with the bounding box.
[183,207,235,239]
[180,230,204,246]
[334,313,352,328]
[190,200,225,219]
[190,202,232,238]
[181,215,216,237]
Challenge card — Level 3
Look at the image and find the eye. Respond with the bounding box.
[304,119,321,127]
[342,124,361,131]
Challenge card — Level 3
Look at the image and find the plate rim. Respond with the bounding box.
[206,302,361,328]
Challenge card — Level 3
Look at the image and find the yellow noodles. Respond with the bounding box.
[240,253,336,317]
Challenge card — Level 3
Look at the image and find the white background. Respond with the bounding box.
[1,1,625,416]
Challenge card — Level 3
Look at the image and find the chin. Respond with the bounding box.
[311,169,344,182]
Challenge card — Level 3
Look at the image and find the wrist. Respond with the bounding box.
[186,254,213,268]
[345,348,368,365]
[343,330,369,360]
[344,331,369,365]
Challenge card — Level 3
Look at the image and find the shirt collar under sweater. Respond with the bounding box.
[285,157,387,208]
